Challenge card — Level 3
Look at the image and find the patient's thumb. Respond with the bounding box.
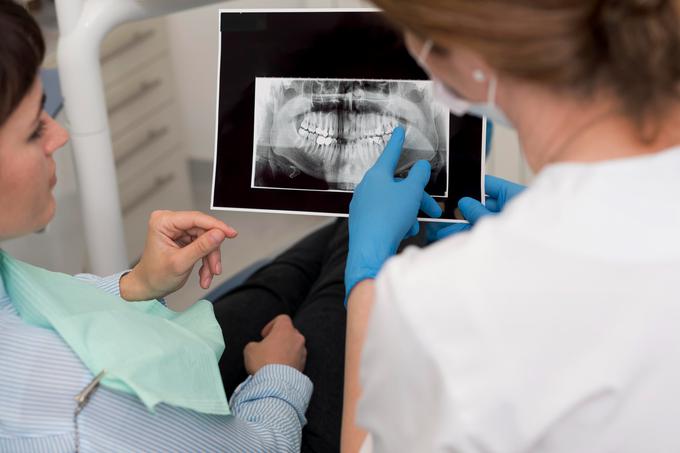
[177,229,225,269]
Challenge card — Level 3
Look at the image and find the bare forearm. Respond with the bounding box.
[341,279,376,453]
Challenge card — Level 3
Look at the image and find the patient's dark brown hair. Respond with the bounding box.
[0,0,45,127]
[372,0,680,129]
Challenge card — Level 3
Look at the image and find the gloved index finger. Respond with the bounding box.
[420,192,443,219]
[484,175,506,199]
[372,126,405,174]
[458,197,491,224]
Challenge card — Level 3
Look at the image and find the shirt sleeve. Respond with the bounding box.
[74,271,128,297]
[80,364,313,452]
[229,364,314,449]
[75,271,167,305]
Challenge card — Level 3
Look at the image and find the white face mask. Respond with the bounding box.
[416,40,513,128]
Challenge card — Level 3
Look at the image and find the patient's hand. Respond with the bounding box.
[120,210,237,301]
[244,315,307,374]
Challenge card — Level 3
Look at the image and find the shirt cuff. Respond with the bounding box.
[74,270,130,297]
[230,364,314,426]
[75,271,167,305]
[111,270,130,297]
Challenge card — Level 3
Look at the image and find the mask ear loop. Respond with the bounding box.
[487,75,498,106]
[472,69,498,106]
[417,39,434,66]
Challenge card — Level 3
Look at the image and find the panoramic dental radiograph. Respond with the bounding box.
[252,78,449,193]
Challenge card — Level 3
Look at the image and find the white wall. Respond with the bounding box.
[166,0,371,162]
[487,124,534,185]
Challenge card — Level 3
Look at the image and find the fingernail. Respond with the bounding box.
[216,262,222,275]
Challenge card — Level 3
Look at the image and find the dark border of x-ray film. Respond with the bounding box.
[210,8,485,223]
[250,77,450,197]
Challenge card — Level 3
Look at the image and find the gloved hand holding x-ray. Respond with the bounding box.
[252,78,449,193]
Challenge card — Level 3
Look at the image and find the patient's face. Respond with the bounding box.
[0,78,68,240]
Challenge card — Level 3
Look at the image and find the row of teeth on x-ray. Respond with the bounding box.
[297,111,399,147]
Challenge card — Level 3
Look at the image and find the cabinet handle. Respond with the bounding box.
[101,29,155,64]
[122,172,176,216]
[116,126,169,167]
[108,78,162,116]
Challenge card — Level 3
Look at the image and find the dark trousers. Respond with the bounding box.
[213,219,348,453]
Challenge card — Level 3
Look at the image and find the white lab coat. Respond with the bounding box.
[357,146,680,453]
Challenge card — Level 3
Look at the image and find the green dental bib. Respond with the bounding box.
[0,251,230,415]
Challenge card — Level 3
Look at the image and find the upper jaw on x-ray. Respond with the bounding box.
[260,79,444,190]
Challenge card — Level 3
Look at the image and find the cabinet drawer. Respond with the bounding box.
[113,105,180,182]
[106,58,174,140]
[121,150,193,262]
[101,19,166,87]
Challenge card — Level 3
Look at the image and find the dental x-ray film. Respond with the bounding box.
[212,9,485,222]
[252,78,449,195]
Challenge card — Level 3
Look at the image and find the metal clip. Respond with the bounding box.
[75,369,106,408]
[74,370,106,453]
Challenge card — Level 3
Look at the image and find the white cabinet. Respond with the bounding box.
[486,124,534,185]
[101,18,194,264]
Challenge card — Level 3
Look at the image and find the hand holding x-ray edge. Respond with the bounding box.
[344,126,442,302]
[426,175,527,242]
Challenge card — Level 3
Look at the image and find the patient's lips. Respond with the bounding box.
[269,79,438,188]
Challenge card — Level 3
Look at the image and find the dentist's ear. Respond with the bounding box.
[473,69,486,82]
[409,34,495,105]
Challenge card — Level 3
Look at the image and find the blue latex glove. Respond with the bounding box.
[345,126,442,302]
[426,175,526,242]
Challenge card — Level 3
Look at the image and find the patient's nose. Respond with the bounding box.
[43,114,69,156]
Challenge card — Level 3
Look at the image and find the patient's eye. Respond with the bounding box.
[28,120,46,142]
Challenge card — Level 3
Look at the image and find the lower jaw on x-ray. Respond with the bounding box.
[252,78,449,194]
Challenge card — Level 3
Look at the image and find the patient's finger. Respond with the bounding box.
[181,227,207,239]
[202,256,209,276]
[176,229,225,276]
[261,318,277,337]
[199,261,212,289]
[164,211,238,238]
[205,253,213,276]
[207,248,222,275]
[175,235,193,247]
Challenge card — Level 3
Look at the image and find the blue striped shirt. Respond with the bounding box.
[0,270,313,452]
